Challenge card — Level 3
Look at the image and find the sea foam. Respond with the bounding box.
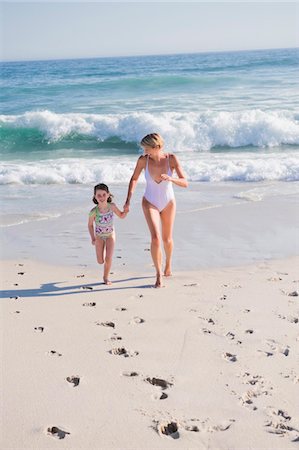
[1,153,298,185]
[1,109,299,151]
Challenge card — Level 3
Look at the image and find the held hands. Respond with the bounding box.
[123,202,130,213]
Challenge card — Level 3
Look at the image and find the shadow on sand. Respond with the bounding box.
[1,276,155,299]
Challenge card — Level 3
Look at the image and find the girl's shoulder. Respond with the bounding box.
[89,206,97,216]
[109,202,117,211]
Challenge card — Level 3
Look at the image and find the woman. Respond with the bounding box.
[124,133,188,288]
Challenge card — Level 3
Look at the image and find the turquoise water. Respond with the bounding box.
[1,48,299,183]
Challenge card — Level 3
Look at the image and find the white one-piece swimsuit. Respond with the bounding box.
[144,154,175,212]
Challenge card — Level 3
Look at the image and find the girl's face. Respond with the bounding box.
[95,189,109,204]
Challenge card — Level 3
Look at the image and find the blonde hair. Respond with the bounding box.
[140,133,164,149]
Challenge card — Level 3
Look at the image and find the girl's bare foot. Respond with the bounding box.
[154,273,163,288]
[103,278,112,285]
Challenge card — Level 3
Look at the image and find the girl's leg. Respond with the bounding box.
[160,200,176,276]
[95,237,105,264]
[103,235,115,285]
[142,197,163,288]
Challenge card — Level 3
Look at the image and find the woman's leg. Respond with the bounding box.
[160,200,176,276]
[142,197,163,287]
[103,234,115,285]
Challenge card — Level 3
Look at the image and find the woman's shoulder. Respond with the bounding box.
[168,153,179,166]
[137,154,147,163]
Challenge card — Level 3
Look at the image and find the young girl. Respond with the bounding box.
[88,183,127,285]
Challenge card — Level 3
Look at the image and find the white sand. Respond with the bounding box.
[1,257,299,449]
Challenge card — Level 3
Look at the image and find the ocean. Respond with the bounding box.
[1,48,299,266]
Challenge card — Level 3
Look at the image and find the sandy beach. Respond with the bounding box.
[1,180,299,449]
[1,248,299,449]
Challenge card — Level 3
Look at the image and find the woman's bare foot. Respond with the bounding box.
[103,278,112,285]
[154,273,163,288]
[164,266,172,277]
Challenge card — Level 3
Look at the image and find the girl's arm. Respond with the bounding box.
[88,215,96,244]
[160,154,188,187]
[110,203,127,219]
[124,156,146,212]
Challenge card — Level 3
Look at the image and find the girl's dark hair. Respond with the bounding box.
[93,183,113,204]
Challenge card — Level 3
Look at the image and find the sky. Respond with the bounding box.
[1,1,298,61]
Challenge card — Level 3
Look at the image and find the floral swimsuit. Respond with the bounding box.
[89,204,114,240]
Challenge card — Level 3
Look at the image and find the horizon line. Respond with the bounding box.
[1,45,298,64]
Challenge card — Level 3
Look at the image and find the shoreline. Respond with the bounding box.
[1,181,299,272]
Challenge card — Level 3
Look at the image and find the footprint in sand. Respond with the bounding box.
[47,426,70,439]
[198,316,215,325]
[83,302,96,307]
[184,418,235,433]
[66,376,80,387]
[122,371,139,377]
[146,377,173,400]
[225,331,236,340]
[202,327,212,334]
[109,347,138,357]
[152,392,168,400]
[156,417,234,439]
[278,314,298,324]
[157,421,179,439]
[96,321,115,328]
[288,290,298,297]
[81,286,93,290]
[264,407,299,441]
[34,327,44,333]
[267,277,282,282]
[108,334,122,341]
[279,370,299,384]
[222,352,237,362]
[47,350,62,357]
[10,296,20,300]
[17,272,25,275]
[115,307,127,311]
[129,317,145,325]
[259,339,290,357]
[146,377,173,390]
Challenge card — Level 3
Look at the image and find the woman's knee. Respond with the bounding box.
[151,235,160,247]
[97,257,104,264]
[162,236,173,246]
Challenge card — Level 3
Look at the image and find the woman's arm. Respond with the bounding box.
[160,154,188,187]
[124,156,146,212]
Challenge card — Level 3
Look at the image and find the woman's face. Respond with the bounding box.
[142,144,161,155]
